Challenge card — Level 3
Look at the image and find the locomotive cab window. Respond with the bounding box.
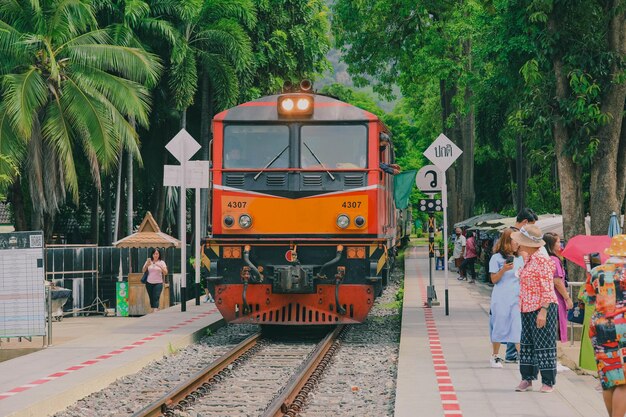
[300,125,367,169]
[223,125,290,169]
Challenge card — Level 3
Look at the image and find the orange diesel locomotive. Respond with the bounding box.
[203,85,398,325]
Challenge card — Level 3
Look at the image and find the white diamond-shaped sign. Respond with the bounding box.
[165,129,201,163]
[423,133,462,172]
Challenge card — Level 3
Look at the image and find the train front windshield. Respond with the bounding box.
[223,125,290,169]
[300,125,367,169]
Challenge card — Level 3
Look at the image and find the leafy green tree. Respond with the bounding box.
[0,0,161,235]
[332,0,478,227]
[96,0,181,240]
[247,0,331,97]
[168,0,256,235]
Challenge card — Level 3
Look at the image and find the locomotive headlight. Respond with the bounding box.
[355,216,366,228]
[296,98,310,111]
[281,98,295,112]
[239,214,252,228]
[277,94,314,116]
[224,215,234,227]
[336,214,350,229]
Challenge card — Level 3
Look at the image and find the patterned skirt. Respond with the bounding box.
[590,311,626,390]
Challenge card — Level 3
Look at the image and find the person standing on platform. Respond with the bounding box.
[454,228,466,280]
[503,207,539,363]
[543,233,573,346]
[461,231,478,284]
[511,225,558,393]
[488,228,522,368]
[579,234,626,417]
[142,248,168,313]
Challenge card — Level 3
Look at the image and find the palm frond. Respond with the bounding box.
[123,0,150,27]
[2,67,48,138]
[109,105,141,166]
[70,65,152,128]
[200,53,239,109]
[41,94,80,199]
[56,27,110,52]
[62,76,119,168]
[169,44,197,110]
[202,0,256,29]
[196,19,253,73]
[48,0,97,43]
[151,0,201,22]
[136,17,177,46]
[65,42,162,87]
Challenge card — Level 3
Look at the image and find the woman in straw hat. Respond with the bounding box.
[510,225,559,393]
[579,234,626,417]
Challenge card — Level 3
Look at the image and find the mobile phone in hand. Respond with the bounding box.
[506,255,514,264]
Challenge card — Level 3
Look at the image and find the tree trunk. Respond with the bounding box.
[459,84,475,219]
[617,109,626,207]
[103,175,112,246]
[589,3,626,234]
[440,79,461,230]
[156,151,168,229]
[553,56,586,279]
[9,177,28,231]
[515,135,526,211]
[90,184,99,245]
[113,149,123,242]
[200,71,213,236]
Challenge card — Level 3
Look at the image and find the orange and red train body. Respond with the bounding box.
[202,92,398,325]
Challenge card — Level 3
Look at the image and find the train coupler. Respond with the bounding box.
[334,266,347,315]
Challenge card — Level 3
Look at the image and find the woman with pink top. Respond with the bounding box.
[142,248,168,313]
[511,225,558,393]
[543,233,573,344]
[461,231,478,284]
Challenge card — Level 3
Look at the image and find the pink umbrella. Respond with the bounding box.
[561,235,612,268]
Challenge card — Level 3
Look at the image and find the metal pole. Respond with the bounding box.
[47,286,52,346]
[195,188,201,305]
[428,213,435,307]
[443,171,449,316]
[180,159,187,312]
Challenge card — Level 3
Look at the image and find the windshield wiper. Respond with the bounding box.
[253,145,289,181]
[303,141,335,181]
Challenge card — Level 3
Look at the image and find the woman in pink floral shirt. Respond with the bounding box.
[511,225,558,393]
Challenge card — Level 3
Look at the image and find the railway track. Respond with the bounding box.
[131,325,347,417]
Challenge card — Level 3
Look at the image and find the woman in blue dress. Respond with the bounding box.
[489,228,523,368]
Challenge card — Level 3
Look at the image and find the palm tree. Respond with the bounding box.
[0,0,161,234]
[96,0,183,240]
[169,0,256,234]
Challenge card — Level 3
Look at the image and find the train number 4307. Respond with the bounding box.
[227,201,247,208]
[341,201,361,208]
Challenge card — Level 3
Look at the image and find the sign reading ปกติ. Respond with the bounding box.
[423,133,462,172]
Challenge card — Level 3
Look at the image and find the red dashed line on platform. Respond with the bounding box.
[414,247,464,417]
[0,309,218,402]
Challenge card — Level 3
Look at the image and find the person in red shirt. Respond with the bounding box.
[511,225,558,393]
[461,231,478,283]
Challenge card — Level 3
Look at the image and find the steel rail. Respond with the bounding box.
[262,325,347,417]
[131,331,262,417]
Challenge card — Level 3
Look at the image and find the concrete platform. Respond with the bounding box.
[395,246,606,417]
[0,301,223,417]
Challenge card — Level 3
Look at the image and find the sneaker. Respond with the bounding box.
[504,357,518,364]
[515,380,533,392]
[468,279,476,284]
[540,384,554,393]
[490,356,504,368]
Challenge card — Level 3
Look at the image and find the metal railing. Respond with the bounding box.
[567,281,584,346]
